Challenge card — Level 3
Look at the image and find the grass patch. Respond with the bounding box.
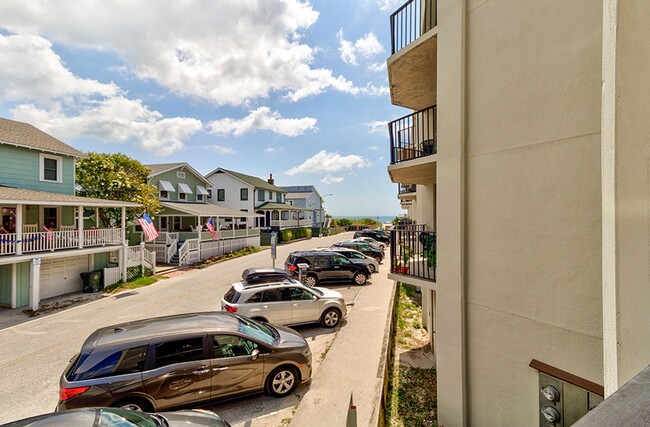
[385,284,437,426]
[104,275,165,295]
[195,246,261,267]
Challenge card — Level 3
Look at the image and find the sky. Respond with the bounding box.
[0,0,409,217]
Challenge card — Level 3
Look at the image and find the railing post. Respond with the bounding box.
[15,204,23,255]
[140,241,145,277]
[78,205,84,249]
[121,242,128,283]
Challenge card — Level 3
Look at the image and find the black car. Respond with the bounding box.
[353,229,390,244]
[332,241,384,263]
[285,251,372,286]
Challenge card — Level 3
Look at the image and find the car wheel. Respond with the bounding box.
[374,256,382,264]
[353,272,368,286]
[320,308,341,328]
[266,366,299,397]
[368,264,376,273]
[114,398,152,412]
[302,274,318,287]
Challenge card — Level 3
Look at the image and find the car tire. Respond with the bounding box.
[353,272,368,286]
[374,256,382,264]
[114,397,153,412]
[302,274,318,287]
[320,308,341,328]
[266,366,299,397]
[367,264,376,273]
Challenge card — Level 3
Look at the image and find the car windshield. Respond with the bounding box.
[236,315,277,345]
[96,408,159,427]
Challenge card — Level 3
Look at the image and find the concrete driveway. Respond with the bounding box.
[0,232,372,424]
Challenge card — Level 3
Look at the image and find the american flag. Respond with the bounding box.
[43,226,53,240]
[205,218,216,241]
[137,213,160,242]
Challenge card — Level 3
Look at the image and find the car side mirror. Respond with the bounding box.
[250,348,260,361]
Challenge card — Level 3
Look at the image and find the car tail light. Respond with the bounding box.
[288,265,297,271]
[224,304,238,313]
[59,386,89,401]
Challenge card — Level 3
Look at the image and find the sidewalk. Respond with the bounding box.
[290,269,396,427]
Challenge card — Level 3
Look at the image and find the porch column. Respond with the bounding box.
[10,263,16,309]
[121,242,128,282]
[121,207,126,244]
[95,208,99,228]
[77,205,84,249]
[278,211,282,230]
[29,257,41,311]
[16,204,23,255]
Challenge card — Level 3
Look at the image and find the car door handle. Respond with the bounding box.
[333,266,340,269]
[262,305,270,309]
[212,366,229,372]
[293,303,300,306]
[192,367,210,375]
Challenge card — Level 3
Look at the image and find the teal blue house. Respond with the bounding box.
[0,118,139,309]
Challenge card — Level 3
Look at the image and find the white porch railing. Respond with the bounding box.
[126,244,157,274]
[0,228,123,256]
[178,238,200,266]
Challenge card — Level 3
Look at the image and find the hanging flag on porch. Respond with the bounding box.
[137,213,160,242]
[205,218,216,241]
[43,226,53,240]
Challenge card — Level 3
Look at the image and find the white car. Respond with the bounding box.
[313,246,381,273]
[347,237,385,250]
[222,268,347,328]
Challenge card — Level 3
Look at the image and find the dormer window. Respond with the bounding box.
[196,186,209,203]
[178,183,193,202]
[179,192,187,201]
[158,180,175,198]
[160,190,169,199]
[40,153,62,183]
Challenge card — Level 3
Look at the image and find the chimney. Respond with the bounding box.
[268,173,274,185]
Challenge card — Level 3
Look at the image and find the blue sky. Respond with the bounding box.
[0,0,408,217]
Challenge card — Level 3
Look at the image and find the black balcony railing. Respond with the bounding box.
[390,229,435,282]
[390,0,437,54]
[398,183,417,194]
[389,105,437,164]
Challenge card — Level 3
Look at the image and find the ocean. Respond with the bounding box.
[334,215,397,224]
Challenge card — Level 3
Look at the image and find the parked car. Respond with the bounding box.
[348,237,385,250]
[57,312,311,413]
[285,251,372,286]
[3,408,231,427]
[313,247,380,273]
[353,229,390,244]
[332,241,384,263]
[222,268,347,328]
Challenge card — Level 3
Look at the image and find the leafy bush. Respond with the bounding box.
[337,218,352,227]
[281,229,293,241]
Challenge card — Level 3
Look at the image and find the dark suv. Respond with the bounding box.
[353,229,390,244]
[57,312,311,413]
[285,251,372,286]
[332,241,384,263]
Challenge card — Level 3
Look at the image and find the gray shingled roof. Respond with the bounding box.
[0,186,139,207]
[285,192,312,199]
[0,117,84,157]
[212,168,286,193]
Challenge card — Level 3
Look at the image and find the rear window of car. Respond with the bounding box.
[69,345,148,381]
[224,287,241,303]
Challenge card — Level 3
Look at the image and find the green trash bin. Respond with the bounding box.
[81,270,103,293]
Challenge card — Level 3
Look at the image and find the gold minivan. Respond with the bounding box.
[57,312,311,412]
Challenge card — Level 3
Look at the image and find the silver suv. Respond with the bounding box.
[222,268,347,328]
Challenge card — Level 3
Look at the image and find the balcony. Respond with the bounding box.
[388,228,436,290]
[0,228,122,256]
[398,183,417,200]
[388,0,437,110]
[388,105,437,184]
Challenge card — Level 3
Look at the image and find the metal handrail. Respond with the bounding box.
[390,229,435,281]
[390,0,437,54]
[398,184,417,194]
[389,105,437,164]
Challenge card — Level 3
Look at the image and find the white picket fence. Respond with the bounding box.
[103,244,157,287]
[199,238,249,259]
[103,266,121,288]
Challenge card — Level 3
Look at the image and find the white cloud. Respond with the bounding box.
[359,83,389,96]
[0,33,202,156]
[0,1,368,105]
[367,62,386,73]
[284,150,371,176]
[367,145,380,151]
[321,175,344,184]
[337,29,384,65]
[265,147,284,153]
[210,145,236,154]
[367,0,403,11]
[366,120,388,134]
[208,107,317,137]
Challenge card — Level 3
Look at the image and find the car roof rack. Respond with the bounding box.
[241,267,290,284]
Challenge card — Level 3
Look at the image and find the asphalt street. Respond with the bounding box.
[0,232,373,424]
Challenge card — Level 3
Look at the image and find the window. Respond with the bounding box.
[43,207,58,229]
[160,190,169,199]
[333,256,351,266]
[258,190,265,202]
[276,192,282,203]
[179,192,187,201]
[240,188,248,201]
[160,217,168,231]
[176,171,186,179]
[287,287,314,301]
[213,335,257,358]
[247,292,264,303]
[69,346,148,381]
[269,191,273,200]
[208,189,212,199]
[40,154,61,182]
[217,189,225,201]
[197,194,204,202]
[155,337,204,368]
[289,201,293,206]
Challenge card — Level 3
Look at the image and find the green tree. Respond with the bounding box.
[360,218,379,226]
[337,218,352,227]
[76,152,161,227]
